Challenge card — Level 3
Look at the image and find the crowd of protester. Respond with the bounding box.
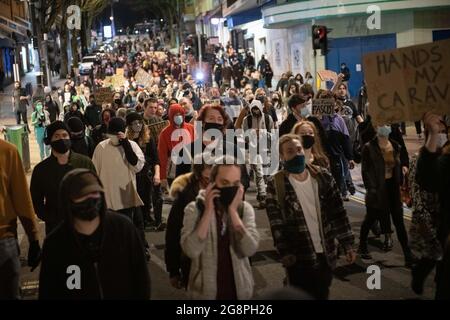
[1,36,449,300]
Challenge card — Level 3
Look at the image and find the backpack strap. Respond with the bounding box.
[273,170,286,221]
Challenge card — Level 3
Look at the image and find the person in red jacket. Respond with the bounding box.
[158,103,195,190]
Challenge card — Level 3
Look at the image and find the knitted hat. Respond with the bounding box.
[67,117,85,133]
[107,117,126,134]
[126,112,143,126]
[45,121,69,145]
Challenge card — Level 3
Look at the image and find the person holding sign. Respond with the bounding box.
[359,122,415,267]
[318,91,355,201]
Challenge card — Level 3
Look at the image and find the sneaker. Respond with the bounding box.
[357,246,372,260]
[348,186,356,196]
[382,235,394,252]
[145,248,151,262]
[342,195,350,202]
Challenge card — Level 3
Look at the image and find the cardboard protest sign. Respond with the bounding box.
[134,68,153,88]
[312,99,335,116]
[94,87,114,105]
[147,120,169,141]
[154,51,167,61]
[110,74,126,89]
[116,68,124,76]
[317,70,338,82]
[363,39,450,125]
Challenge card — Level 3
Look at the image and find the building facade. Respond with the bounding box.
[262,0,450,96]
[0,0,33,85]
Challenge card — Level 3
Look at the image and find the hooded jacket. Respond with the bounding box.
[180,190,260,300]
[38,169,151,300]
[158,104,194,180]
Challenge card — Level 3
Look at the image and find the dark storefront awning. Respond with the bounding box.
[0,36,15,48]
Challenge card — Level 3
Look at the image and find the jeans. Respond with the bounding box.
[118,207,148,249]
[330,156,346,197]
[342,158,355,195]
[286,254,333,300]
[249,163,266,199]
[360,178,411,255]
[150,183,163,225]
[0,238,21,299]
[34,126,50,160]
[16,110,29,131]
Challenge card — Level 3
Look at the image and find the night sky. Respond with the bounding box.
[96,0,162,31]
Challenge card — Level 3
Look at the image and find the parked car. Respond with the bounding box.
[79,55,97,75]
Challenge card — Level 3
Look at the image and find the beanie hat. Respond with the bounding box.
[107,117,126,134]
[67,117,85,133]
[126,112,143,126]
[45,121,69,145]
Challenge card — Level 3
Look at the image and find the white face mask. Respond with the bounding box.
[106,134,120,146]
[437,133,448,148]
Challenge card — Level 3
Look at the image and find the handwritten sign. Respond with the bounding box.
[363,39,450,125]
[110,74,126,89]
[317,70,338,82]
[154,51,167,61]
[134,68,153,88]
[94,87,113,105]
[312,99,335,116]
[116,68,124,76]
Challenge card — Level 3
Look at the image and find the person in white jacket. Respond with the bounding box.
[92,117,150,258]
[181,157,260,300]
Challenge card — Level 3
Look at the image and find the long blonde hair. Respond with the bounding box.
[292,120,330,168]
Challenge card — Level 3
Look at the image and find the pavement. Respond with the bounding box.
[1,82,433,300]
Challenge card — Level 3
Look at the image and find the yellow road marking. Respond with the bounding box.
[349,195,412,221]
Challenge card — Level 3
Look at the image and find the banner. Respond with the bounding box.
[363,39,450,125]
[312,99,335,116]
[94,87,114,105]
[290,43,303,73]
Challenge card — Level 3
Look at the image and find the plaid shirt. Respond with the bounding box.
[266,167,354,269]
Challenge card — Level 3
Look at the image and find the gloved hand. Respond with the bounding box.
[27,240,41,271]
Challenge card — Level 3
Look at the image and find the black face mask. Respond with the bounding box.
[71,197,102,221]
[204,122,224,132]
[215,186,239,208]
[51,139,71,153]
[256,96,265,104]
[114,99,121,105]
[139,98,144,103]
[301,135,315,149]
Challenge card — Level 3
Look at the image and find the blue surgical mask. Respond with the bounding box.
[300,107,310,118]
[174,115,184,126]
[284,154,306,174]
[377,125,391,137]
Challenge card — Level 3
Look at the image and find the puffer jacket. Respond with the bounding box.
[180,190,259,300]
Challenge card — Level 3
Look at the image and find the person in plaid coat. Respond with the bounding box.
[266,134,355,299]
